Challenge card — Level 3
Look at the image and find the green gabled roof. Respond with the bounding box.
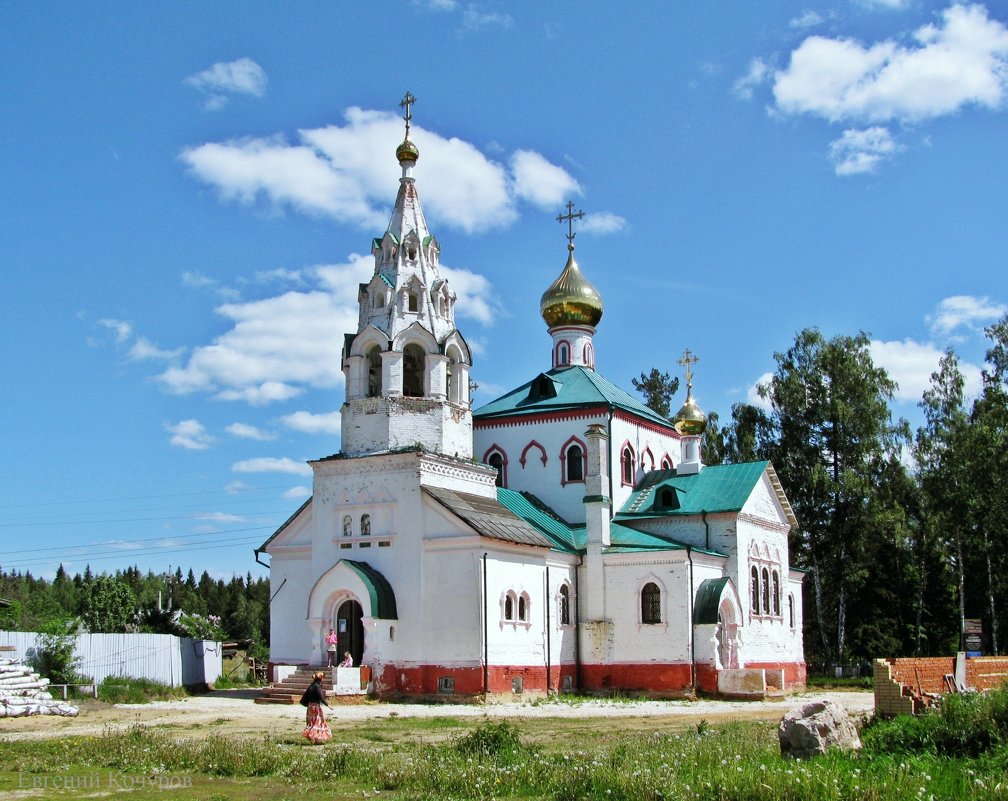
[619,461,770,518]
[379,274,394,288]
[341,559,398,619]
[473,366,672,428]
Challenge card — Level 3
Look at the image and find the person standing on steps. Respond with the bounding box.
[325,628,338,668]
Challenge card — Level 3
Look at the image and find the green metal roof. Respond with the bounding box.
[619,461,771,518]
[693,577,731,624]
[496,488,578,551]
[496,489,705,555]
[473,366,672,428]
[341,559,398,620]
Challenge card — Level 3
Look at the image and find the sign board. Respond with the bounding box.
[963,618,983,655]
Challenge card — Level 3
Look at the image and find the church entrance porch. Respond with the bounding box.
[335,599,364,666]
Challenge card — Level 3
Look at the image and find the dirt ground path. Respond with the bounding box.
[0,689,873,742]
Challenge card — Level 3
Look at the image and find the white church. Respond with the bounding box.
[258,98,806,697]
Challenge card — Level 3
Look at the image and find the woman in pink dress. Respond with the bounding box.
[299,672,331,745]
[325,628,338,667]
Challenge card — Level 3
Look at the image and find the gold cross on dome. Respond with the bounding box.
[400,91,416,138]
[556,200,585,244]
[678,349,699,388]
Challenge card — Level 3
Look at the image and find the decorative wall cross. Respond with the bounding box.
[556,200,585,244]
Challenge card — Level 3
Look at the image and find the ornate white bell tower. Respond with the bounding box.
[340,93,473,458]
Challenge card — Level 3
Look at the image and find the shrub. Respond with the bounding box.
[452,720,525,761]
[28,617,87,687]
[98,676,188,704]
[864,684,1008,758]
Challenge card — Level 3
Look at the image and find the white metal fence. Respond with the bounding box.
[0,631,221,688]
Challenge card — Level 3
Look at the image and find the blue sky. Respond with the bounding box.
[2,1,1005,581]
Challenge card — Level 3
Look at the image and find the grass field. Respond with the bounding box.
[3,702,1007,801]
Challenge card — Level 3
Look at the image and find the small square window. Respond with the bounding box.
[378,541,391,548]
[438,676,455,694]
[340,543,352,550]
[511,676,523,694]
[359,541,371,549]
[562,675,573,691]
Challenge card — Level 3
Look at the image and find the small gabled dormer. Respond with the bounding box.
[527,373,559,402]
[651,484,681,512]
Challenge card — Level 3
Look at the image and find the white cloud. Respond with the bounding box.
[870,337,984,401]
[185,58,267,110]
[215,381,304,406]
[773,4,1008,124]
[859,0,910,9]
[746,372,774,410]
[281,410,342,435]
[226,422,276,440]
[733,58,772,100]
[439,265,500,325]
[510,150,581,208]
[580,212,627,234]
[98,318,133,344]
[283,485,312,500]
[194,511,247,524]
[463,5,513,29]
[232,457,312,476]
[167,419,215,450]
[129,337,184,362]
[927,294,1007,337]
[182,106,574,234]
[790,10,825,29]
[156,269,356,401]
[829,126,900,174]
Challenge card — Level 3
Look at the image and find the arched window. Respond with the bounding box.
[761,567,770,614]
[788,594,795,629]
[559,584,571,626]
[487,452,505,488]
[366,345,382,398]
[772,570,781,616]
[504,593,514,621]
[360,514,371,536]
[343,515,352,537]
[557,343,569,366]
[566,444,583,483]
[659,488,674,508]
[750,566,760,611]
[518,594,528,622]
[622,446,635,485]
[407,292,419,312]
[661,456,673,470]
[584,343,593,368]
[641,582,661,624]
[403,344,425,397]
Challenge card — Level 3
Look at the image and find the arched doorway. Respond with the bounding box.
[334,599,364,666]
[716,600,739,669]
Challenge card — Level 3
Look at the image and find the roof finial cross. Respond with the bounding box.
[678,349,699,389]
[400,91,416,139]
[556,200,585,248]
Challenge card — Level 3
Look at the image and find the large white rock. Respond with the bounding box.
[778,699,862,759]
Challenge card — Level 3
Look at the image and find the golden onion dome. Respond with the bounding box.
[540,245,604,328]
[672,387,707,436]
[396,138,419,163]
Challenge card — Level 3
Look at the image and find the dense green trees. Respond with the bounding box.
[634,317,1008,665]
[0,564,270,652]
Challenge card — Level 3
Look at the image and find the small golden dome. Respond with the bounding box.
[673,387,707,435]
[396,138,419,163]
[540,245,604,328]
